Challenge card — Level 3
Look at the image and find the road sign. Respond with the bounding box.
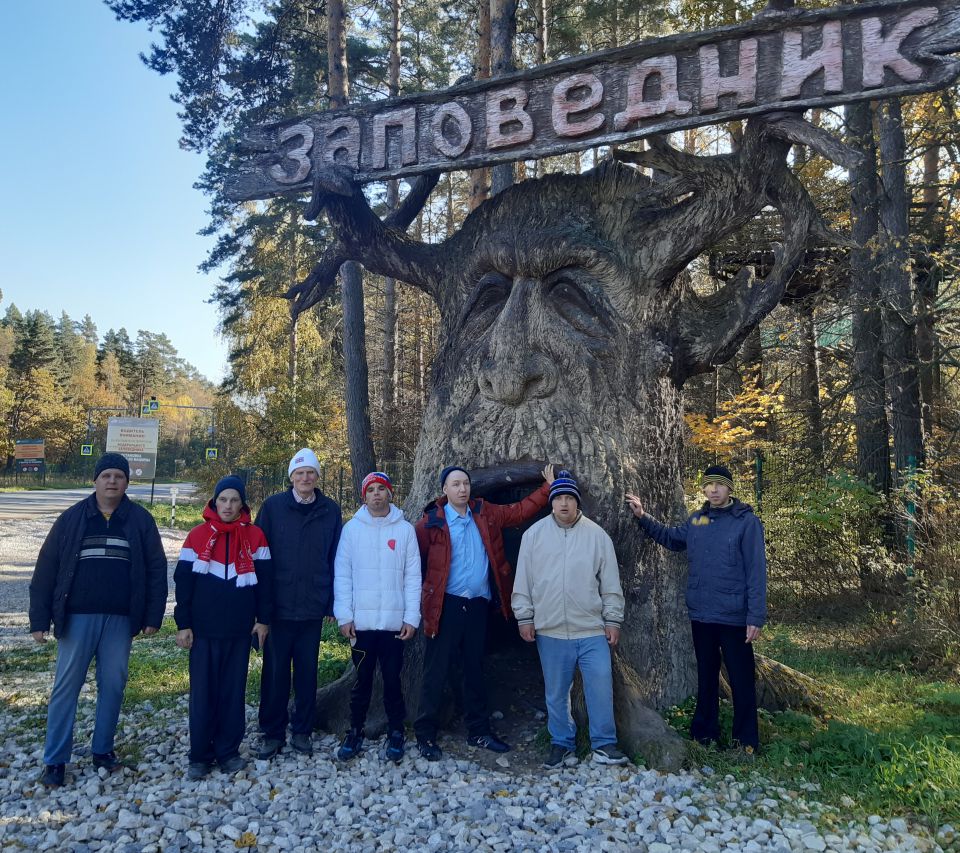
[15,439,45,474]
[80,444,93,456]
[226,0,960,198]
[106,417,160,480]
[141,404,151,415]
[149,400,159,411]
[205,448,218,461]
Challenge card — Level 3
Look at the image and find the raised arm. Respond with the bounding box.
[627,494,690,552]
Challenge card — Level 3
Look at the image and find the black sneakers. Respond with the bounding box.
[41,764,65,787]
[218,755,248,774]
[337,729,364,761]
[291,732,313,755]
[385,730,405,763]
[592,745,630,765]
[543,745,575,769]
[466,733,511,753]
[187,761,211,781]
[256,738,283,760]
[92,751,122,772]
[416,738,442,761]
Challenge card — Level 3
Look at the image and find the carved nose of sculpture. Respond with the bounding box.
[478,352,558,405]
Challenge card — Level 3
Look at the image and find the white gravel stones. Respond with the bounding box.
[0,517,952,851]
[4,702,947,853]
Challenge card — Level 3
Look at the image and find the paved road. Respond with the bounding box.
[0,483,198,520]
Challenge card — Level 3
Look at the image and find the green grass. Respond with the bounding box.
[0,642,56,674]
[0,479,92,492]
[1,618,353,714]
[135,499,207,531]
[665,622,960,827]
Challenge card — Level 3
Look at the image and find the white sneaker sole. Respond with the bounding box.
[592,752,629,765]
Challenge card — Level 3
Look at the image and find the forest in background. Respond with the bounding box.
[103,0,960,667]
[0,299,216,478]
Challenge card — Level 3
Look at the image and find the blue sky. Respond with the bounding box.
[0,2,228,382]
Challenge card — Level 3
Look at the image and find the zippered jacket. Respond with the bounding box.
[174,505,273,638]
[512,512,624,639]
[255,488,342,621]
[416,483,550,638]
[333,504,421,632]
[29,493,168,638]
[637,498,767,627]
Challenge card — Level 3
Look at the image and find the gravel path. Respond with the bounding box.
[0,517,954,852]
[0,514,183,648]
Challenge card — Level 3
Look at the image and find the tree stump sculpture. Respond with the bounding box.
[297,117,842,767]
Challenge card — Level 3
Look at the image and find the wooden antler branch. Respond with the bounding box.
[287,168,441,317]
[671,120,848,382]
[613,135,723,178]
[763,112,863,169]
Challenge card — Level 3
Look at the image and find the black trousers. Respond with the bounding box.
[415,594,490,741]
[349,629,406,732]
[189,636,249,763]
[690,620,759,750]
[258,618,324,740]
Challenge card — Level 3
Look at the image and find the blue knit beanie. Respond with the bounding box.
[440,465,470,488]
[214,474,247,504]
[549,470,581,505]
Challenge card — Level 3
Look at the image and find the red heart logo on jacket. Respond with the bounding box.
[388,539,396,550]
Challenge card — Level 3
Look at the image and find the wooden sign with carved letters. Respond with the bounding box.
[224,0,960,201]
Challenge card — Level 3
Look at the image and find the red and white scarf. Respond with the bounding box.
[192,504,258,587]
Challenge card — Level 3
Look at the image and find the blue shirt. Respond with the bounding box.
[443,502,491,600]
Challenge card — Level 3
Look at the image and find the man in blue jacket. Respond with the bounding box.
[627,464,766,755]
[29,453,168,787]
[256,448,342,758]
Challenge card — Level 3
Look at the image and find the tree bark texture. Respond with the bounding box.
[381,0,402,470]
[845,100,891,494]
[468,0,492,211]
[877,97,925,479]
[328,0,376,496]
[489,0,517,196]
[799,298,825,473]
[916,141,942,434]
[341,261,377,496]
[306,117,834,763]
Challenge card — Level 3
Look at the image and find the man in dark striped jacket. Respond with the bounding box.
[29,453,168,788]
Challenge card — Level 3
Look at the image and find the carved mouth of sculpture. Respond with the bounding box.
[467,459,548,501]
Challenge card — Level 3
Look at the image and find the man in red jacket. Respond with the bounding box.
[414,463,555,760]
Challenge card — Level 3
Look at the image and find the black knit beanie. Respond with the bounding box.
[94,453,130,481]
[702,464,734,491]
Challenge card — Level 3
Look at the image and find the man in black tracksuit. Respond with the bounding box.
[255,448,342,758]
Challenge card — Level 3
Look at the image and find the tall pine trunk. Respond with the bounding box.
[846,100,891,494]
[381,0,402,472]
[329,0,375,495]
[489,0,517,196]
[877,98,925,482]
[916,140,942,434]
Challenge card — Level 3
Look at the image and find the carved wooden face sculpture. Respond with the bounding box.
[312,124,819,505]
[423,167,666,496]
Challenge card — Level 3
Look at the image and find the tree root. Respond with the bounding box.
[722,653,828,715]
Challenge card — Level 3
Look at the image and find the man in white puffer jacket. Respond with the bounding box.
[334,471,420,762]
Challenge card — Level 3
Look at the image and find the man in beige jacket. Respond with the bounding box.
[512,470,628,769]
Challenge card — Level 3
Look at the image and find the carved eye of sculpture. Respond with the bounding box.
[545,269,607,337]
[469,271,512,322]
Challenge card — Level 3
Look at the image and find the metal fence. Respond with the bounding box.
[682,444,894,601]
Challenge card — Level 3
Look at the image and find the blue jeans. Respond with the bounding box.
[536,633,617,750]
[43,614,132,765]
